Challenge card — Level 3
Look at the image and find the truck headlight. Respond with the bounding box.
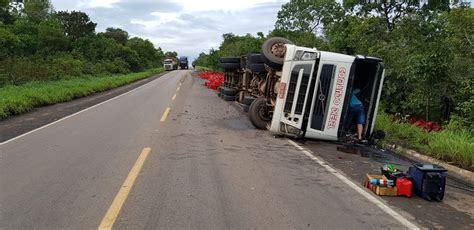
[280,122,303,135]
[294,50,317,61]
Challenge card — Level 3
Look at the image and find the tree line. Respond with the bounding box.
[0,0,174,86]
[193,0,473,129]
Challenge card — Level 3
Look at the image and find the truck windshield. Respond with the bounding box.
[164,61,172,64]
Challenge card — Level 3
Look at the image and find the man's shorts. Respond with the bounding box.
[350,104,366,125]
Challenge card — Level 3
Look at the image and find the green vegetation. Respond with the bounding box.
[194,0,473,167]
[193,33,266,69]
[0,68,163,119]
[0,0,175,119]
[376,111,473,170]
[0,0,168,87]
[195,66,214,72]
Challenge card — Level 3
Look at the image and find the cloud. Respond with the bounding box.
[77,0,121,8]
[50,0,289,61]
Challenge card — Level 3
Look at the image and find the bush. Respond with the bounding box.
[49,54,85,79]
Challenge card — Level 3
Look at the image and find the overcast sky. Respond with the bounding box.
[51,0,289,62]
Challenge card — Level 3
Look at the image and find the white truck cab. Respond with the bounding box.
[269,44,385,141]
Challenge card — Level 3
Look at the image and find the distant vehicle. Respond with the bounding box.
[179,57,188,69]
[163,58,177,71]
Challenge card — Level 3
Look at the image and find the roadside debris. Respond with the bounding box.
[365,163,447,201]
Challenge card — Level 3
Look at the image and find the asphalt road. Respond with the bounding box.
[1,70,415,229]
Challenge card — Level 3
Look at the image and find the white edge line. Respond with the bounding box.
[0,74,163,146]
[287,139,419,230]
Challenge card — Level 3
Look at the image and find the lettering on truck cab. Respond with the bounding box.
[327,67,346,129]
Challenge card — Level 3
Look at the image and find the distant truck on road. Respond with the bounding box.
[164,58,177,71]
[179,57,188,69]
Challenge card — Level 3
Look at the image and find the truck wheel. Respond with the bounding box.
[240,56,247,69]
[219,63,240,70]
[221,86,239,96]
[223,94,236,101]
[249,63,266,73]
[220,57,240,63]
[248,54,264,64]
[261,37,293,70]
[248,97,272,130]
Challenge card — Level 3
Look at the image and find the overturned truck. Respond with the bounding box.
[218,37,385,141]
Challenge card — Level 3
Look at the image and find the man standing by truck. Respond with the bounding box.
[350,88,366,141]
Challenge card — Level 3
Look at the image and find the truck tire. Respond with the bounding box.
[223,94,236,101]
[220,57,240,63]
[261,37,293,70]
[221,86,239,96]
[240,56,247,69]
[248,54,264,64]
[219,63,240,70]
[248,97,272,130]
[249,63,266,73]
[242,96,256,106]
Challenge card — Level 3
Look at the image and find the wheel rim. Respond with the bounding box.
[270,42,287,59]
[257,102,272,121]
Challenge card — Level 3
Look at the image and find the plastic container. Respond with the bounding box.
[408,164,447,201]
[396,177,413,198]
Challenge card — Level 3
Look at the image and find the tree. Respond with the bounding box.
[126,37,160,70]
[23,0,53,23]
[0,26,20,57]
[275,0,343,34]
[0,0,15,24]
[343,0,419,32]
[218,33,264,57]
[101,27,128,45]
[55,11,96,40]
[37,19,70,54]
[164,51,178,58]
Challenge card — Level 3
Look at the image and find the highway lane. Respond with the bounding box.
[0,70,184,229]
[1,70,414,229]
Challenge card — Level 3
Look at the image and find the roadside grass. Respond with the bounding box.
[195,66,215,72]
[0,68,163,120]
[375,111,474,170]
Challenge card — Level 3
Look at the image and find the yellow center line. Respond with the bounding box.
[98,147,152,230]
[160,107,171,122]
[172,94,177,100]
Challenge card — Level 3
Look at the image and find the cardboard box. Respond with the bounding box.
[365,174,398,196]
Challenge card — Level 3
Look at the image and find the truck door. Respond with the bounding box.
[278,58,317,130]
[306,54,353,139]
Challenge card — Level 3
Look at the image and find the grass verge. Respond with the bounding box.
[195,66,215,72]
[0,68,163,120]
[375,111,474,170]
